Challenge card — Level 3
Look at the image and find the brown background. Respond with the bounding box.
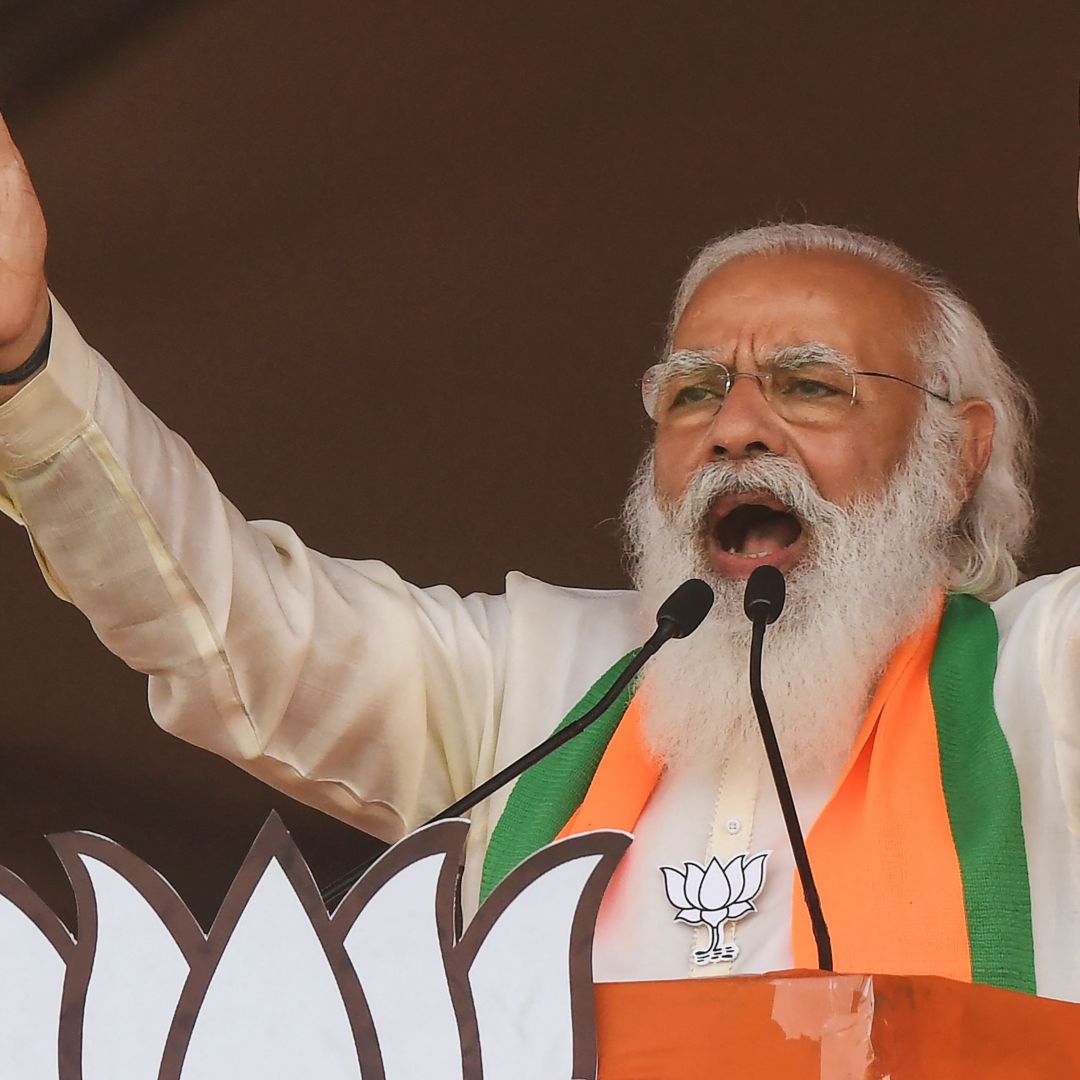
[1,0,1077,929]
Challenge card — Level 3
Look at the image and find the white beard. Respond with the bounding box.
[623,431,958,779]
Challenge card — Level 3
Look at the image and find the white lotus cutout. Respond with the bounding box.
[660,852,769,963]
[0,867,71,1079]
[0,814,629,1079]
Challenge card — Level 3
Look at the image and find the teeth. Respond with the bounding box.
[724,547,771,558]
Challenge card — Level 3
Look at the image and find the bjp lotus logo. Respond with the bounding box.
[660,852,769,963]
[0,813,629,1079]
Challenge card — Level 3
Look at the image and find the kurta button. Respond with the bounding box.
[725,818,741,834]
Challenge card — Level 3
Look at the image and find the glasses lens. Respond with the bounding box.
[768,362,855,424]
[643,361,728,424]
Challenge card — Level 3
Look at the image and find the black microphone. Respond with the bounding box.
[743,563,785,624]
[744,565,833,972]
[320,578,715,906]
[657,577,715,640]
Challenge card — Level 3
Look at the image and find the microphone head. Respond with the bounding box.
[655,578,714,639]
[743,565,786,625]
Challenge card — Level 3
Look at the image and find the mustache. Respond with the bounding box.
[669,456,842,531]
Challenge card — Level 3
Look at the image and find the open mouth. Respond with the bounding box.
[707,495,804,566]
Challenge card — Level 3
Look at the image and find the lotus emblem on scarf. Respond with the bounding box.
[660,851,769,963]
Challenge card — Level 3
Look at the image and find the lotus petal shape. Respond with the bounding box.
[660,852,769,927]
[0,813,630,1079]
[0,869,70,1079]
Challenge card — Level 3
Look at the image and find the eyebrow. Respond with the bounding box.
[661,348,721,375]
[666,342,857,371]
[768,343,856,370]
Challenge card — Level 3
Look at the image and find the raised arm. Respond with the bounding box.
[0,114,508,843]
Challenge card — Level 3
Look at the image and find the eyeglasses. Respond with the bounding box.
[641,347,952,429]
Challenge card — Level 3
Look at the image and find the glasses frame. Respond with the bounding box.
[853,370,952,404]
[641,354,953,425]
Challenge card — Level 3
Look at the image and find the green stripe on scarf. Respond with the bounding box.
[931,593,1036,994]
[480,595,1037,996]
[479,649,639,903]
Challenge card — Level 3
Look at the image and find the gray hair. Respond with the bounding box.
[667,223,1035,601]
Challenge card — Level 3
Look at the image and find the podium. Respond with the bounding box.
[596,970,1080,1078]
[5,817,1079,1077]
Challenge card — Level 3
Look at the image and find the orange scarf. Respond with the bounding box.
[558,600,973,977]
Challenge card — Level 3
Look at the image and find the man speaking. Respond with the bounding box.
[0,114,1075,1000]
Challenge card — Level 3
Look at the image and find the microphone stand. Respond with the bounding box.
[746,570,833,972]
[319,578,714,908]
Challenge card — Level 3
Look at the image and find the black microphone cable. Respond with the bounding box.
[743,565,833,972]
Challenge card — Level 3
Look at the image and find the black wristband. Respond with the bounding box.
[0,305,53,386]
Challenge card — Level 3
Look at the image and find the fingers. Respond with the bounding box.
[0,110,46,251]
[0,109,49,372]
[0,112,28,173]
[0,111,37,217]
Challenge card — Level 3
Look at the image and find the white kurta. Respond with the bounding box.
[1,300,1079,998]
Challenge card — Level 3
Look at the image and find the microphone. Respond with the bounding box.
[320,578,714,906]
[657,577,715,640]
[743,563,785,624]
[744,565,833,972]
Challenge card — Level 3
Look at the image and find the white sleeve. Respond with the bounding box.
[993,569,1080,835]
[0,298,507,841]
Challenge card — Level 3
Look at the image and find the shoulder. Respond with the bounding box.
[404,571,644,661]
[500,571,646,669]
[991,567,1080,643]
[504,569,638,610]
[503,570,643,631]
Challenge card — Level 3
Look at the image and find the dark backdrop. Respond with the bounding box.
[1,0,1077,929]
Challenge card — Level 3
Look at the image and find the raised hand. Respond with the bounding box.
[0,112,49,392]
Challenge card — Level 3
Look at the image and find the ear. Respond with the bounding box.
[953,398,995,501]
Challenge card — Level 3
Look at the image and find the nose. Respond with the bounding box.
[702,373,788,459]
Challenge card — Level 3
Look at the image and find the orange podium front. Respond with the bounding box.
[595,970,1080,1079]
